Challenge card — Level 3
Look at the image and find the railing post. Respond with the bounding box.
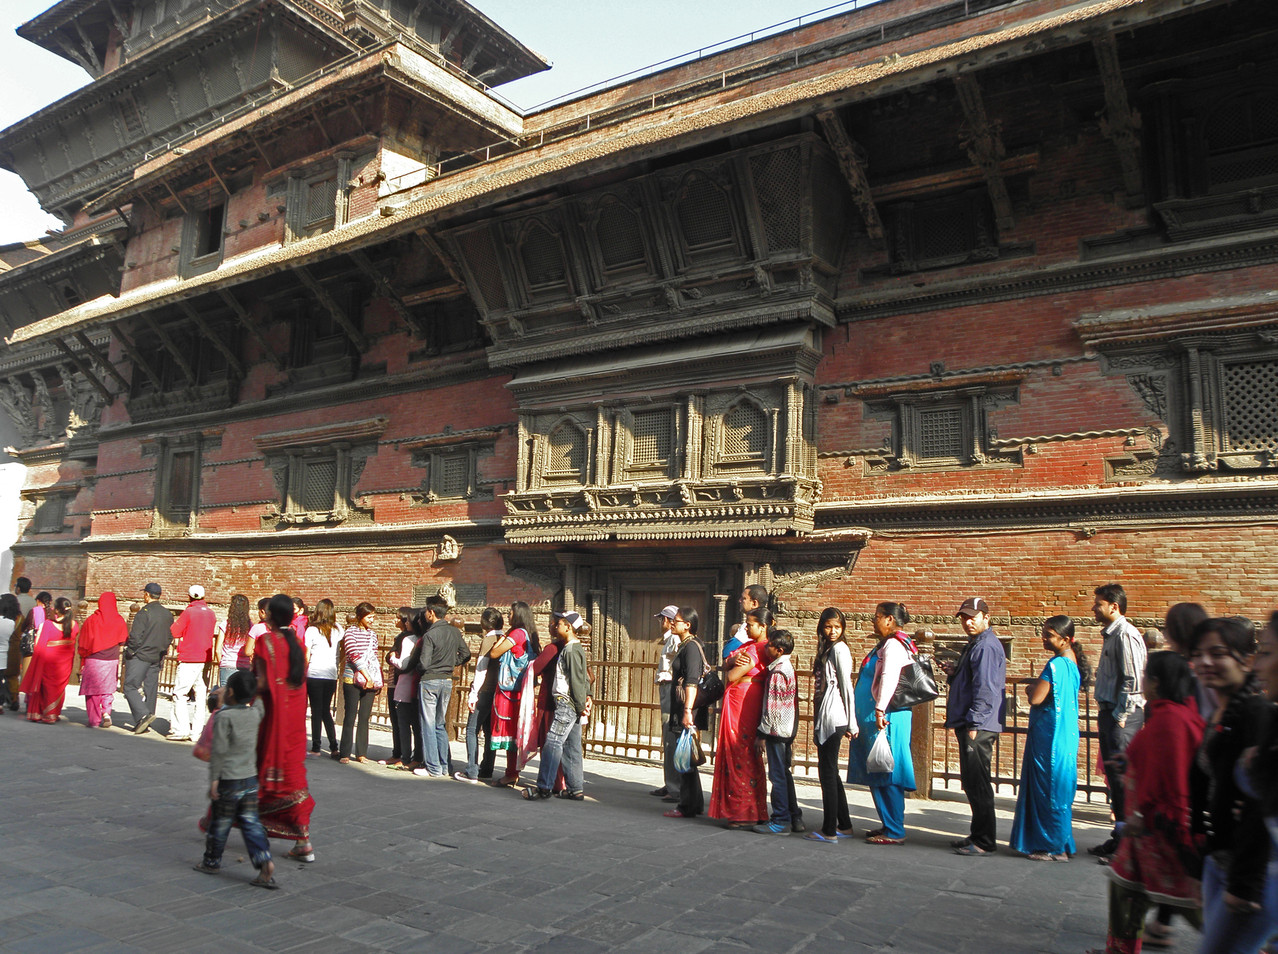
[910,627,935,799]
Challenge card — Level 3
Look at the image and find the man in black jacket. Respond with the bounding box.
[123,583,175,735]
[411,596,471,778]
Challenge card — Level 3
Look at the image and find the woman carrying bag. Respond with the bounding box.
[847,602,917,845]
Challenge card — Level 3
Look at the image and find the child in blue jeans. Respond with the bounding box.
[193,669,277,888]
[754,630,800,835]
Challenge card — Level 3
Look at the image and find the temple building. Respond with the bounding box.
[2,0,1277,710]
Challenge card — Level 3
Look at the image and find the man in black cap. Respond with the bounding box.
[122,582,175,735]
[942,597,1006,856]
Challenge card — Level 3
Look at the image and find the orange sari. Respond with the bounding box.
[254,629,314,840]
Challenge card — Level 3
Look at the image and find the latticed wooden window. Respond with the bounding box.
[596,200,646,272]
[749,147,802,252]
[547,424,586,478]
[305,177,337,231]
[439,453,470,497]
[166,451,195,520]
[722,402,767,459]
[1222,359,1278,453]
[630,409,672,470]
[1204,91,1278,192]
[454,228,507,309]
[676,174,735,251]
[917,406,965,460]
[31,495,67,533]
[297,458,337,512]
[520,224,567,290]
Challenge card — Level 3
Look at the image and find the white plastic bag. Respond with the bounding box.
[673,727,697,775]
[866,728,894,774]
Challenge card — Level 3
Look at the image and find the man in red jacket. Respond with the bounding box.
[168,584,216,741]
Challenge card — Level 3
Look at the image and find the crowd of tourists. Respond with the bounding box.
[4,574,1278,953]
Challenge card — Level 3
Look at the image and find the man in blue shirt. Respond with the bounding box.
[943,597,1007,856]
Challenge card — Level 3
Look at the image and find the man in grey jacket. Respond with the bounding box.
[412,596,472,778]
[123,582,175,735]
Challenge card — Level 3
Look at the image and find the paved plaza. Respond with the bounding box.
[0,692,1156,954]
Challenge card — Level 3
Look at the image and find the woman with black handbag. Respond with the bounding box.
[847,602,917,845]
[664,608,710,820]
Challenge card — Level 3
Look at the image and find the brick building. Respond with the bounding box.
[1,0,1276,715]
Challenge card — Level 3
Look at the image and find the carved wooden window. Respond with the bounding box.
[516,222,571,303]
[296,457,338,512]
[288,287,361,385]
[180,199,226,278]
[1221,358,1278,454]
[256,418,383,527]
[916,405,965,461]
[862,384,1017,471]
[885,189,997,273]
[1203,90,1278,193]
[596,199,646,273]
[452,226,508,310]
[674,172,740,266]
[150,434,208,535]
[418,450,476,501]
[722,401,767,461]
[30,495,67,534]
[546,423,587,483]
[626,408,674,479]
[303,177,338,235]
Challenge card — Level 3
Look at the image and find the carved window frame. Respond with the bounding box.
[508,214,574,305]
[254,418,384,527]
[1178,341,1278,472]
[883,188,998,274]
[578,188,656,289]
[153,438,202,534]
[525,416,593,491]
[864,385,1018,471]
[407,432,498,504]
[28,492,69,534]
[705,394,775,476]
[617,405,680,483]
[665,166,747,270]
[179,195,227,279]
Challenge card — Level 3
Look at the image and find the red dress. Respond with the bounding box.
[254,630,315,840]
[490,627,529,750]
[708,640,768,823]
[20,618,78,722]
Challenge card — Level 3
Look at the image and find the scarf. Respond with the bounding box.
[78,592,129,655]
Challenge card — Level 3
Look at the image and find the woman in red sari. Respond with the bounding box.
[709,606,770,828]
[490,601,539,786]
[21,597,78,723]
[510,622,567,793]
[78,592,129,727]
[254,593,316,862]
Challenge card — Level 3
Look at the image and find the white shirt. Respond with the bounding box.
[304,625,343,680]
[656,627,679,683]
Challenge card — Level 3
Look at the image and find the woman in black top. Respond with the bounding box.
[664,607,708,820]
[1188,616,1273,953]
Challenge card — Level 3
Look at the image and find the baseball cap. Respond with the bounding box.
[142,582,162,597]
[552,610,585,631]
[189,584,205,600]
[955,597,990,618]
[653,604,679,620]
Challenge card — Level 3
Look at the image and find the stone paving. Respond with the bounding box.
[0,692,1172,954]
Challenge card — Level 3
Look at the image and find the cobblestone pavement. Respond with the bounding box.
[0,692,1162,954]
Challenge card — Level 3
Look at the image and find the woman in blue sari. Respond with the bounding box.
[848,602,917,845]
[1009,614,1090,860]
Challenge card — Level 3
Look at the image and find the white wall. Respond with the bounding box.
[0,410,26,591]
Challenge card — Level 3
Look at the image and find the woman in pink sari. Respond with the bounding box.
[78,593,128,727]
[254,593,316,862]
[21,597,78,723]
[709,606,770,828]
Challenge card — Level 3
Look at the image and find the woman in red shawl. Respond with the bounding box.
[78,592,129,728]
[21,597,78,723]
[490,601,539,785]
[254,593,316,862]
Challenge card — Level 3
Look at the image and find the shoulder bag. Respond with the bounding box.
[886,634,939,711]
[677,638,724,710]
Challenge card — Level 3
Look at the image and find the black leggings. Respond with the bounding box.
[395,695,424,763]
[306,678,337,752]
[817,732,852,837]
[339,683,377,759]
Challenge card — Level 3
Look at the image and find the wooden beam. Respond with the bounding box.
[348,250,427,338]
[105,0,131,35]
[176,300,244,378]
[161,178,189,215]
[110,321,164,392]
[414,228,467,287]
[953,74,1015,232]
[294,266,368,352]
[72,330,132,393]
[217,289,281,369]
[52,34,96,75]
[206,161,232,199]
[869,150,1039,203]
[51,338,113,403]
[1091,32,1145,204]
[71,19,104,73]
[142,315,196,384]
[402,282,466,306]
[817,110,885,248]
[310,108,333,148]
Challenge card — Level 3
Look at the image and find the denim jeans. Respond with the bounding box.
[464,692,496,779]
[1200,855,1278,954]
[764,739,798,826]
[1097,704,1143,836]
[203,776,272,870]
[419,678,453,776]
[536,695,583,794]
[122,657,161,723]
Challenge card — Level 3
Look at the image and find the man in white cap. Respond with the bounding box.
[167,584,217,741]
[651,605,682,802]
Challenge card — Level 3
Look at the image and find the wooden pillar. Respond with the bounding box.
[908,627,935,799]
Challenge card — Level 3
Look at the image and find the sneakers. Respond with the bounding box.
[133,714,155,735]
[412,768,448,779]
[791,819,807,834]
[753,822,790,835]
[453,772,481,784]
[649,787,669,797]
[166,733,192,742]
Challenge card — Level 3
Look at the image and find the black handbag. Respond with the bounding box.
[886,636,939,710]
[678,639,724,710]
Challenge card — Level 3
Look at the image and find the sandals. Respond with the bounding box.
[554,790,585,801]
[192,862,220,875]
[250,875,279,890]
[866,834,905,845]
[286,845,315,863]
[521,787,551,801]
[1027,850,1070,863]
[492,776,520,788]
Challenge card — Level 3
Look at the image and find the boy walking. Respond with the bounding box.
[193,669,277,888]
[754,630,800,835]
